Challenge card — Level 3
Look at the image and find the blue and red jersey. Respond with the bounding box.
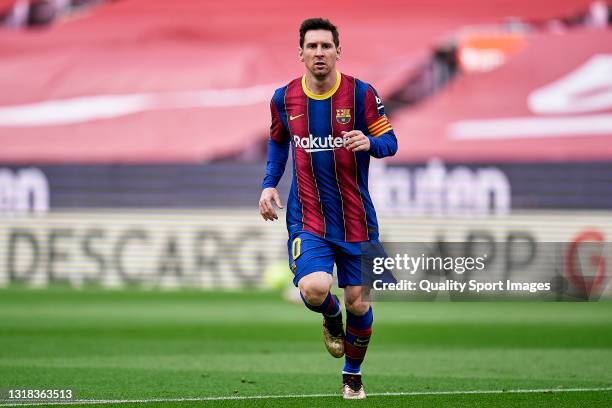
[262,72,397,242]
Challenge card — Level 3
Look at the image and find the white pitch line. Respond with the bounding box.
[1,387,611,406]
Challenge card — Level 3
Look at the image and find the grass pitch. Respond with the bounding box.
[1,287,611,407]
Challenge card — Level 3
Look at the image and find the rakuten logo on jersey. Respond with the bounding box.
[293,134,344,152]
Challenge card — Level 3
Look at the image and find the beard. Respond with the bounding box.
[310,62,332,79]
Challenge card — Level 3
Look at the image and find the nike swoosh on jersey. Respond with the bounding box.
[289,114,305,120]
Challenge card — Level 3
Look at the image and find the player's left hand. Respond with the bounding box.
[342,130,370,152]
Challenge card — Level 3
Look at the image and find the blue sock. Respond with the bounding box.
[343,307,373,374]
[300,291,341,318]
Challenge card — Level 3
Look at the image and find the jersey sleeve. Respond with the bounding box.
[262,97,290,189]
[364,85,398,158]
[269,97,289,144]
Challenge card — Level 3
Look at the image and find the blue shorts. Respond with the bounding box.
[287,231,385,288]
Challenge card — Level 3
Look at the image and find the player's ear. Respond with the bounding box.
[298,47,304,62]
[336,45,342,60]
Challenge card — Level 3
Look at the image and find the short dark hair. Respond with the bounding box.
[299,18,339,48]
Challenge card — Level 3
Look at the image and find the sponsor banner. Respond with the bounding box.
[0,210,610,297]
[0,163,291,212]
[370,159,612,215]
[0,210,287,289]
[1,160,612,214]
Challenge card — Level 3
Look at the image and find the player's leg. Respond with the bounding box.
[335,246,372,399]
[289,232,344,358]
[341,285,371,399]
[298,272,333,312]
[343,285,372,374]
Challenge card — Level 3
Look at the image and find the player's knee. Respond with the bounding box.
[345,296,370,315]
[300,283,329,306]
[299,275,331,306]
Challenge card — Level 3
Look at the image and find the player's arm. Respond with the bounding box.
[363,85,398,158]
[260,98,290,221]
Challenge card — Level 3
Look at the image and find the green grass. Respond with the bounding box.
[1,287,611,407]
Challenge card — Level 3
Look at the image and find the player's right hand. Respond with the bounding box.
[259,187,283,221]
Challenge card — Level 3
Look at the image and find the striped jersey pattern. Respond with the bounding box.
[263,72,398,242]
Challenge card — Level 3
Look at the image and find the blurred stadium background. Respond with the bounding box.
[1,0,612,406]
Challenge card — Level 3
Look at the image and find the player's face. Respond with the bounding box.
[299,29,341,79]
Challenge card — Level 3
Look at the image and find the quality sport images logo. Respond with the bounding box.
[293,134,344,152]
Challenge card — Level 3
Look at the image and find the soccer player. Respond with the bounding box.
[258,17,397,399]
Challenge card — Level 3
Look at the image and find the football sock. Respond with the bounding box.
[342,306,373,374]
[300,291,341,318]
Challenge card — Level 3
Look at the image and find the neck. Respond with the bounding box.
[305,69,338,95]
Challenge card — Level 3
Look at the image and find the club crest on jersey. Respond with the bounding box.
[336,108,351,124]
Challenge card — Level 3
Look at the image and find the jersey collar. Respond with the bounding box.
[301,71,341,100]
